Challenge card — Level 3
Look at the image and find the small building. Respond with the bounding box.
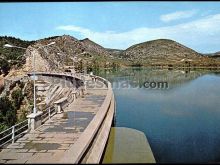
[63,66,76,73]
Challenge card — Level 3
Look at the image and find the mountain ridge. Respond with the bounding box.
[1,35,220,77]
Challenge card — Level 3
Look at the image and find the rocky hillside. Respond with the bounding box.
[0,36,34,76]
[120,39,220,67]
[24,35,84,72]
[1,35,220,76]
[80,38,111,57]
[23,35,120,73]
[205,51,220,60]
[123,39,201,65]
[106,48,123,58]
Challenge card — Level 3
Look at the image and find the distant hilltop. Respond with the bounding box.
[124,39,200,61]
[0,35,220,77]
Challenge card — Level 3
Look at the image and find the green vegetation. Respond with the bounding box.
[73,53,120,73]
[0,96,17,132]
[11,88,24,110]
[0,84,27,132]
[0,36,34,76]
[0,59,10,75]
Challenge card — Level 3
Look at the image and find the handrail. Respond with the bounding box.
[0,132,12,142]
[0,119,29,148]
[0,127,12,136]
[0,105,57,148]
[14,119,29,128]
[0,72,87,148]
[41,106,56,124]
[27,72,85,81]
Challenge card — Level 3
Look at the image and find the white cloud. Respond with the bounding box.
[56,14,220,52]
[160,10,198,22]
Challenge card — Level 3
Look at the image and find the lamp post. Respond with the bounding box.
[4,42,55,114]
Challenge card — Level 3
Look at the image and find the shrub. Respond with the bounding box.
[11,88,23,110]
[0,96,17,131]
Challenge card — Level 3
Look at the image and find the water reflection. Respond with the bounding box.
[97,68,216,90]
[97,68,220,163]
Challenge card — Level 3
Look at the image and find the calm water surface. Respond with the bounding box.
[97,68,220,163]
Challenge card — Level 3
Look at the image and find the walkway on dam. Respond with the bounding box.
[0,82,108,163]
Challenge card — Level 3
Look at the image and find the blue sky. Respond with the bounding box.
[0,2,220,53]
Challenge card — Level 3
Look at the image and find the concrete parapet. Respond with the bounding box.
[26,72,115,163]
[27,111,43,131]
[83,94,115,163]
[61,75,115,164]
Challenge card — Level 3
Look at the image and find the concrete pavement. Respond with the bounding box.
[0,83,107,163]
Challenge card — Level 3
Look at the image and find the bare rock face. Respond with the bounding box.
[24,46,50,72]
[23,35,83,72]
[22,35,117,72]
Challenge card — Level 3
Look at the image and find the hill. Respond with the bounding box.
[1,36,220,76]
[121,39,220,67]
[0,36,34,75]
[80,38,111,57]
[123,39,200,65]
[204,51,220,60]
[106,48,123,58]
[23,35,120,73]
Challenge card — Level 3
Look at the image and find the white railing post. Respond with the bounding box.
[49,107,51,120]
[12,126,15,143]
[28,118,31,130]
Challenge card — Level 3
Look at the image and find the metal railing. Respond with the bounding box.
[0,119,29,148]
[0,106,57,148]
[0,72,87,148]
[41,106,56,124]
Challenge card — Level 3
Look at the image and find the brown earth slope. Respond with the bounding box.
[122,39,220,67]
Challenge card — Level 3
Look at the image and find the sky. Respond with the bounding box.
[0,2,220,53]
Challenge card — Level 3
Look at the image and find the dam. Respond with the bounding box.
[0,72,155,163]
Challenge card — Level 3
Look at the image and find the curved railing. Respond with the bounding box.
[0,72,86,148]
[27,72,85,81]
[61,74,115,164]
[1,72,115,163]
[0,120,29,148]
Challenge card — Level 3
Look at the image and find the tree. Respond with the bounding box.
[11,88,23,110]
[0,59,10,75]
[0,96,16,131]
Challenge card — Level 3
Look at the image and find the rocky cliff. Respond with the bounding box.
[23,35,119,73]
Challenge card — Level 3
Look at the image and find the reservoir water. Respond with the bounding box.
[97,68,220,163]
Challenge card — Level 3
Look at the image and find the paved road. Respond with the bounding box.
[0,83,107,163]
